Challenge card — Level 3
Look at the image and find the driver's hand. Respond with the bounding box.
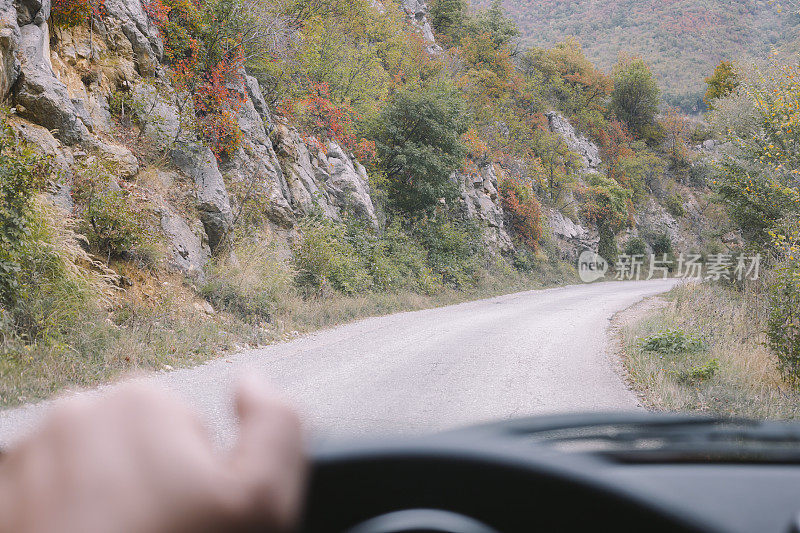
[0,380,306,533]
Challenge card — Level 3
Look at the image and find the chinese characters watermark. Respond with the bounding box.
[578,251,761,283]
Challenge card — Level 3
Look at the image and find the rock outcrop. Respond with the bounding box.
[0,0,511,276]
[545,208,597,260]
[170,144,233,252]
[14,22,91,144]
[401,0,441,53]
[546,112,601,173]
[0,0,19,98]
[456,163,513,253]
[160,205,210,278]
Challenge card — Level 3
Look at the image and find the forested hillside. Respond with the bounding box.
[0,0,723,404]
[472,0,800,111]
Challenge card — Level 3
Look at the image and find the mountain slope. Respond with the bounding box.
[473,0,800,111]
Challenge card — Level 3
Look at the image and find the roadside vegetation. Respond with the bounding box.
[621,37,800,418]
[621,282,800,419]
[0,0,722,405]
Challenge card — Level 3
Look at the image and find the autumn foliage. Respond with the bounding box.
[144,0,246,158]
[294,83,375,161]
[51,0,105,27]
[499,177,543,250]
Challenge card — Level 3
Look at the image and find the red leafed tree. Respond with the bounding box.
[499,177,543,250]
[297,82,375,161]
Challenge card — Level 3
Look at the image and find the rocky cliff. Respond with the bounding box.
[0,0,516,280]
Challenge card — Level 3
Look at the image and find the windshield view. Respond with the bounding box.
[0,0,799,531]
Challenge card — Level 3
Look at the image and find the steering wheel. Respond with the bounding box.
[300,419,724,533]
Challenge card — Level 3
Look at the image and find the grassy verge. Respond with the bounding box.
[618,281,800,419]
[0,245,575,408]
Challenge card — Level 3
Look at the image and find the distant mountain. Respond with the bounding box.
[473,0,800,112]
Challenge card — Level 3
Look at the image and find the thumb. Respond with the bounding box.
[229,378,306,530]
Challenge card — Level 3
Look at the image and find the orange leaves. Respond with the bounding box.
[144,0,246,159]
[499,177,543,250]
[51,0,106,27]
[295,82,375,162]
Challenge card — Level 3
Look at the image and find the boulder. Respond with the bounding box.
[546,112,601,172]
[13,23,90,145]
[95,141,139,178]
[160,206,210,278]
[319,142,378,227]
[170,144,233,252]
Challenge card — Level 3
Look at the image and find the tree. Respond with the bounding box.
[661,107,691,169]
[580,173,633,262]
[704,61,739,109]
[429,0,468,41]
[373,84,468,214]
[610,57,661,143]
[467,0,519,50]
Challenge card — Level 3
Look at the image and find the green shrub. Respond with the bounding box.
[4,198,109,341]
[677,358,719,384]
[0,121,50,305]
[415,217,481,288]
[640,328,705,356]
[512,247,537,272]
[624,238,647,257]
[665,192,686,217]
[373,83,468,214]
[293,216,371,296]
[689,162,712,187]
[72,159,156,264]
[767,264,800,384]
[200,240,294,322]
[650,232,674,256]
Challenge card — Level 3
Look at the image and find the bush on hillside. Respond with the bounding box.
[499,177,543,250]
[200,240,295,323]
[610,57,661,143]
[292,216,445,296]
[0,124,49,306]
[71,159,157,265]
[768,264,800,384]
[624,238,647,257]
[373,83,468,215]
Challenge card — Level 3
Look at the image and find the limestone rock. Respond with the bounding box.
[170,144,233,251]
[0,0,19,99]
[14,23,90,145]
[103,0,162,76]
[244,74,271,126]
[160,206,210,278]
[456,163,513,253]
[318,142,378,227]
[95,141,139,178]
[271,123,337,219]
[547,112,601,172]
[545,208,597,260]
[15,0,48,26]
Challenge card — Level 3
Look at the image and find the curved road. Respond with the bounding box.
[0,279,679,446]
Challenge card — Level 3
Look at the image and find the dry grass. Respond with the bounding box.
[0,229,576,408]
[619,281,800,419]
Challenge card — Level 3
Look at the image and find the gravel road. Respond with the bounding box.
[0,279,680,446]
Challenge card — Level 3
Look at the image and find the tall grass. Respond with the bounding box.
[620,281,800,419]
